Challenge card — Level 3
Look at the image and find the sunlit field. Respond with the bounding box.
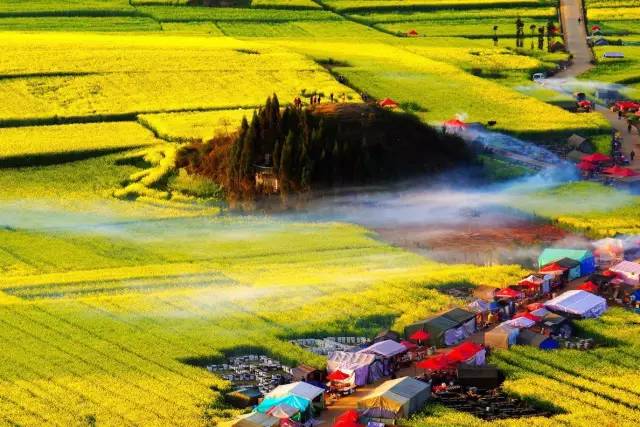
[1,0,638,425]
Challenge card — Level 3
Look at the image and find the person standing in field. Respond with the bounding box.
[631,150,635,162]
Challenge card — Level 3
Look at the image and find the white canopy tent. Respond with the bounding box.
[358,340,407,358]
[267,382,324,402]
[328,351,379,386]
[609,260,640,285]
[544,290,607,318]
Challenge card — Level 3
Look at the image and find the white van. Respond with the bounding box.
[532,72,546,82]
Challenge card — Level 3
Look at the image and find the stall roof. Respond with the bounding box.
[357,376,430,419]
[328,351,375,371]
[610,260,640,275]
[267,382,324,401]
[358,339,407,358]
[545,290,607,318]
[257,395,311,414]
[539,248,593,267]
[441,308,476,324]
[233,412,280,427]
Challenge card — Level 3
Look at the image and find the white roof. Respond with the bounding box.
[266,382,324,401]
[610,261,640,275]
[328,351,375,372]
[501,317,535,329]
[545,290,607,318]
[358,339,407,357]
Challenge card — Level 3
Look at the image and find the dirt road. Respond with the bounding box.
[556,0,640,167]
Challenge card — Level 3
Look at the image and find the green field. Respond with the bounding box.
[1,0,638,425]
[584,1,640,88]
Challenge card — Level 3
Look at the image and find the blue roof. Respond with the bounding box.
[256,395,310,414]
[539,248,593,266]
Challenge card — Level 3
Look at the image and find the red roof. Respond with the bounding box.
[582,153,611,163]
[409,329,430,341]
[577,161,596,171]
[327,370,350,381]
[615,101,640,111]
[444,119,467,128]
[578,281,599,293]
[495,287,524,299]
[518,280,540,288]
[513,312,542,322]
[602,165,637,177]
[540,262,568,273]
[446,342,483,363]
[378,98,399,108]
[417,354,451,371]
[407,29,418,36]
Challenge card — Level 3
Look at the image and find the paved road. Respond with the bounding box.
[556,0,640,167]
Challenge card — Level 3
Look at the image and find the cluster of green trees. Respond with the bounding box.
[513,18,557,51]
[179,95,472,198]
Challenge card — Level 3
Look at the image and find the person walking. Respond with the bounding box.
[618,110,623,120]
[629,121,633,134]
[631,150,636,162]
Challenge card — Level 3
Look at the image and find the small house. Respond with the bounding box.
[255,165,279,194]
[291,364,323,383]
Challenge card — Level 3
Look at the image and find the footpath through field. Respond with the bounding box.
[556,0,640,170]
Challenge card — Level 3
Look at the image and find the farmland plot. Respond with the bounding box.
[0,122,158,167]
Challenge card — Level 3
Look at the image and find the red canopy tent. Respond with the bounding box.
[582,153,611,163]
[513,312,542,322]
[540,262,568,274]
[578,281,599,293]
[407,29,418,36]
[336,410,359,424]
[446,342,483,364]
[577,161,596,171]
[577,100,592,109]
[614,101,640,112]
[591,25,601,31]
[602,165,638,177]
[417,354,451,371]
[327,370,350,382]
[495,288,524,300]
[444,119,467,128]
[409,329,430,343]
[378,98,399,108]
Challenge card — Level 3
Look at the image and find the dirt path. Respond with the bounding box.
[556,0,640,168]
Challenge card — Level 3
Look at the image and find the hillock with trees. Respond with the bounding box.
[176,95,473,200]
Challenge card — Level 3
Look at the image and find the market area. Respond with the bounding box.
[226,237,640,427]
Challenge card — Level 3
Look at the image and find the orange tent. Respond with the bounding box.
[407,29,419,36]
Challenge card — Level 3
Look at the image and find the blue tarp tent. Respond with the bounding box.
[256,395,311,417]
[538,248,595,277]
